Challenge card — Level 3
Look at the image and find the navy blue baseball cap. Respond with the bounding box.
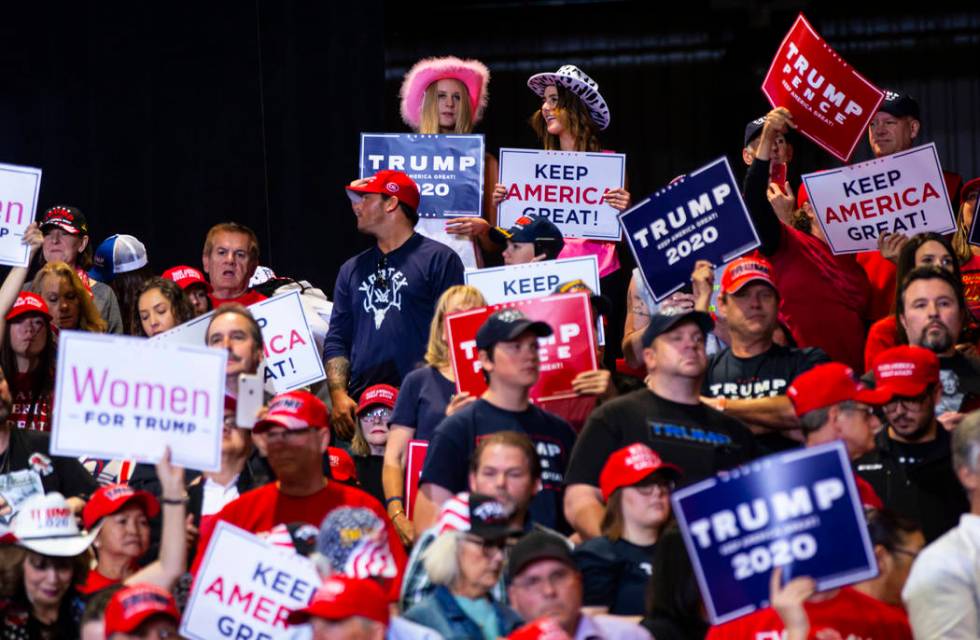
[878,90,920,119]
[489,215,564,251]
[88,234,148,283]
[641,310,714,348]
[476,308,552,351]
[744,116,767,147]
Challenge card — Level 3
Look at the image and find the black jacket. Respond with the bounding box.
[855,426,968,542]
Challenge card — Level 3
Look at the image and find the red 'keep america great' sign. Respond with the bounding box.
[446,293,598,402]
[762,14,884,162]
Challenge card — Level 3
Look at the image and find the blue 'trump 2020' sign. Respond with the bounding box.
[671,441,878,625]
[360,133,484,219]
[618,157,759,302]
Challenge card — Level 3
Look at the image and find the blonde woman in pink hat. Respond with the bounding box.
[400,56,501,264]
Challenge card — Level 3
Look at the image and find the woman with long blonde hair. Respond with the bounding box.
[400,56,500,266]
[382,284,486,544]
[33,261,108,333]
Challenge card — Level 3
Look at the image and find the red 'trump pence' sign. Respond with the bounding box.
[446,293,598,402]
[762,14,884,162]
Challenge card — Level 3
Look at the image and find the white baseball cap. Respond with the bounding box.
[12,492,100,556]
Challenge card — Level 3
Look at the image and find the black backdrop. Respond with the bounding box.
[0,1,385,288]
[2,1,979,307]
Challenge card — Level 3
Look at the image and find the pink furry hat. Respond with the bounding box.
[400,56,490,130]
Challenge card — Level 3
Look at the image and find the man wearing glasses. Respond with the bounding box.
[325,170,465,441]
[189,390,407,596]
[856,346,969,542]
[506,530,652,639]
[787,362,892,509]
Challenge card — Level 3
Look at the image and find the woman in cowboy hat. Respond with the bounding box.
[492,64,632,278]
[399,56,501,266]
[0,492,99,638]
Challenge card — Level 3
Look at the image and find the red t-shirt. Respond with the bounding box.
[706,587,911,640]
[855,474,883,510]
[208,290,268,308]
[77,567,122,595]
[856,251,897,324]
[9,372,51,432]
[191,481,406,598]
[767,227,871,372]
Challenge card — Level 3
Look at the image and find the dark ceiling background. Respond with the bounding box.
[0,1,977,299]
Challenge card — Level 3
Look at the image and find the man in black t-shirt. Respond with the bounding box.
[701,256,828,452]
[856,346,968,542]
[564,310,757,539]
[414,309,576,534]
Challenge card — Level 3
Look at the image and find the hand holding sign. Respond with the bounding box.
[0,163,42,268]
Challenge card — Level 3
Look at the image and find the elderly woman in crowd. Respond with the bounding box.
[574,443,679,615]
[133,276,194,338]
[403,494,522,639]
[33,205,122,333]
[383,284,486,543]
[0,492,97,638]
[77,449,187,595]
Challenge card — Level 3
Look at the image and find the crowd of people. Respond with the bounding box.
[0,52,979,640]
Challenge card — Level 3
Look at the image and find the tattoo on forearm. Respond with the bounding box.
[326,357,350,392]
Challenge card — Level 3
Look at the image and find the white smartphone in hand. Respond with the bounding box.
[236,373,264,429]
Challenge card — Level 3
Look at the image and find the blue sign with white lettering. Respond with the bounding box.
[671,441,878,625]
[618,157,760,302]
[360,133,484,219]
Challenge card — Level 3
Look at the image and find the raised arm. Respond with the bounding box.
[0,223,43,342]
[745,108,798,256]
[126,447,187,590]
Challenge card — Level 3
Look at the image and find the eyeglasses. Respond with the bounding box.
[883,394,930,412]
[262,427,315,443]
[512,566,574,590]
[375,254,389,291]
[360,407,391,424]
[632,481,675,496]
[463,534,507,556]
[838,401,874,416]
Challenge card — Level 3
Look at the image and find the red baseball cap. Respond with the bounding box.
[872,345,940,398]
[5,292,52,322]
[346,170,421,211]
[599,443,681,502]
[787,363,892,417]
[287,576,389,627]
[104,584,179,635]
[327,446,358,482]
[797,184,810,209]
[961,177,980,203]
[162,264,212,293]
[357,384,398,414]
[254,390,329,433]
[721,256,776,295]
[82,484,160,530]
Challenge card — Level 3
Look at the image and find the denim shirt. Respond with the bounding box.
[403,585,523,640]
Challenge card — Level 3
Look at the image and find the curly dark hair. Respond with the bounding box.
[132,277,195,337]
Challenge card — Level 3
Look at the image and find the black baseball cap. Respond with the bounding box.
[475,308,552,351]
[39,205,88,236]
[743,116,767,147]
[489,215,565,251]
[641,310,714,348]
[506,530,575,584]
[879,90,920,120]
[468,494,519,541]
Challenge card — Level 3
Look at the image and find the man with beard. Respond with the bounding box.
[190,390,406,595]
[0,365,95,514]
[894,267,980,425]
[857,346,969,542]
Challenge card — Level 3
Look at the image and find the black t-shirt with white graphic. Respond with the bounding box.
[703,344,828,452]
[574,536,655,615]
[419,399,576,533]
[564,389,758,489]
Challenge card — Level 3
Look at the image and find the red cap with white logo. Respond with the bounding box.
[873,345,940,398]
[254,389,329,433]
[104,584,180,635]
[357,384,398,413]
[83,483,160,530]
[287,576,390,626]
[788,362,892,417]
[345,170,421,211]
[162,264,212,293]
[721,256,776,295]
[5,292,52,322]
[599,443,682,502]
